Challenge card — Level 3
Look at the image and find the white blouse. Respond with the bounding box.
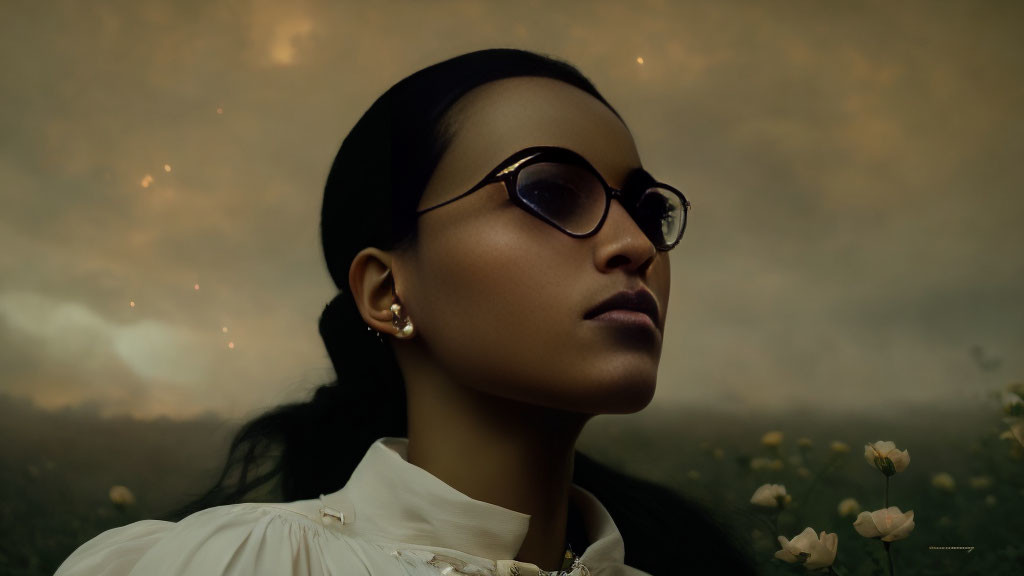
[55,436,652,576]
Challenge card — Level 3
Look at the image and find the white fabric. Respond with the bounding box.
[55,436,651,576]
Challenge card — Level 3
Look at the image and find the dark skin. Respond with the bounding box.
[348,76,671,571]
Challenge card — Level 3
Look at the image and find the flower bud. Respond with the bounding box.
[864,441,910,476]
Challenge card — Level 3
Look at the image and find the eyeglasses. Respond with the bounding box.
[414,146,690,251]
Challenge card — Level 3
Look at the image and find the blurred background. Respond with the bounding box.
[1,1,1021,574]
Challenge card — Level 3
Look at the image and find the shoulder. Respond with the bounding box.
[54,501,382,576]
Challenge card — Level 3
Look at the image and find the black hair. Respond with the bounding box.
[164,48,756,576]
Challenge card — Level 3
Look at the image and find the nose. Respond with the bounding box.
[592,197,657,274]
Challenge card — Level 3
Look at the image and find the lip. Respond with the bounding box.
[588,309,659,332]
[584,288,660,331]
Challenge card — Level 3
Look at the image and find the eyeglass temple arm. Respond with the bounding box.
[416,153,542,215]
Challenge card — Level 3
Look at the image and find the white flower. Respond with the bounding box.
[762,431,784,448]
[775,527,839,571]
[1011,419,1024,448]
[1003,392,1024,417]
[837,498,861,518]
[750,483,791,508]
[853,507,915,542]
[109,485,135,507]
[931,472,956,491]
[864,441,910,476]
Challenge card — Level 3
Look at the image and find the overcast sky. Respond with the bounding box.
[1,0,1021,421]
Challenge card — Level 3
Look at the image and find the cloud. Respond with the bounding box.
[0,290,214,389]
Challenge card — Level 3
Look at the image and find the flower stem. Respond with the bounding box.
[883,541,895,576]
[885,475,890,509]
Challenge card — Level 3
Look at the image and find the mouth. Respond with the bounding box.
[584,288,660,330]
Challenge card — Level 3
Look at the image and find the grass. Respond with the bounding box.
[1,393,1021,575]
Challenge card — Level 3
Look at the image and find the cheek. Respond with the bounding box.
[413,209,577,387]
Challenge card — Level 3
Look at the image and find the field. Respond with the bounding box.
[1,393,1021,576]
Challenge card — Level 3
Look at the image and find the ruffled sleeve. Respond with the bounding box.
[53,503,375,576]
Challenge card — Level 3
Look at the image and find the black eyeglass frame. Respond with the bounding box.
[413,145,691,251]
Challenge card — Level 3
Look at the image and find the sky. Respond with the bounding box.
[1,0,1021,421]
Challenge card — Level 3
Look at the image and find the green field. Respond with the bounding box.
[1,393,1020,576]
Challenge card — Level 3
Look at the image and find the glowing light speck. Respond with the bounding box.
[194,283,200,290]
[216,107,224,115]
[141,174,153,188]
[129,300,135,308]
[637,56,644,64]
[221,326,228,333]
[227,341,235,349]
[163,164,172,172]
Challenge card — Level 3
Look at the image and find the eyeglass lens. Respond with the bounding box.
[515,161,684,249]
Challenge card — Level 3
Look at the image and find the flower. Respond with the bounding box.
[712,448,725,461]
[797,437,813,448]
[750,483,791,508]
[762,431,784,448]
[1011,419,1024,448]
[853,507,915,542]
[109,485,135,507]
[775,527,839,571]
[864,441,910,476]
[750,457,784,471]
[830,441,850,454]
[931,472,956,491]
[1004,392,1024,417]
[968,476,993,490]
[837,497,861,518]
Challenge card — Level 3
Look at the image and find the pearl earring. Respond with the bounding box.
[390,301,414,338]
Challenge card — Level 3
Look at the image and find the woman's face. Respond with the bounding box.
[399,76,670,415]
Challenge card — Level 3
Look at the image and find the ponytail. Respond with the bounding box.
[163,291,406,521]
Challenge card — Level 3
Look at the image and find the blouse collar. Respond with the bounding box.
[320,436,627,570]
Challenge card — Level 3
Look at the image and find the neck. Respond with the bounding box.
[403,364,591,572]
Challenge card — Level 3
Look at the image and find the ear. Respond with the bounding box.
[348,247,397,335]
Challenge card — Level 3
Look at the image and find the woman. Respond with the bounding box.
[55,48,756,576]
